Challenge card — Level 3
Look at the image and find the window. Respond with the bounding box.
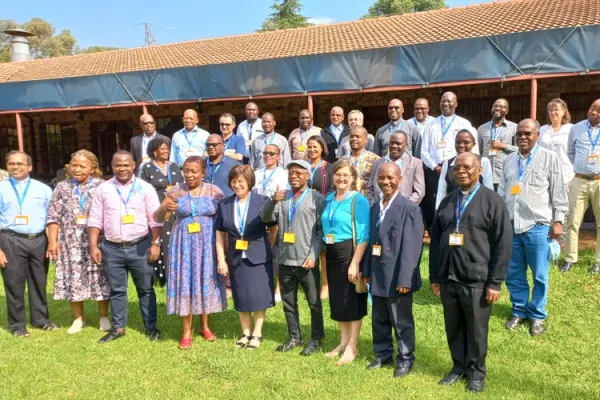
[155,117,183,138]
[0,126,33,164]
[44,123,78,175]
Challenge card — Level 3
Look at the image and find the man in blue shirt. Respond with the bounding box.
[204,134,238,197]
[219,113,247,162]
[170,109,210,167]
[0,151,57,337]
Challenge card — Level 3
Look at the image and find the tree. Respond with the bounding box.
[363,0,447,18]
[78,46,120,54]
[259,0,312,32]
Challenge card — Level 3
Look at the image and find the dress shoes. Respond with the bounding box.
[591,263,600,274]
[146,328,162,341]
[529,319,545,336]
[505,315,526,330]
[98,329,125,344]
[300,339,322,356]
[467,379,485,393]
[10,328,30,337]
[366,358,393,370]
[438,372,464,385]
[393,366,412,379]
[559,262,574,273]
[276,338,303,352]
[33,323,59,331]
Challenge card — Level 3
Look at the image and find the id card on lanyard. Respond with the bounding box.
[285,189,309,244]
[512,145,539,196]
[326,191,352,244]
[450,184,481,246]
[438,115,456,149]
[187,184,203,233]
[587,121,600,167]
[9,177,31,225]
[488,121,504,156]
[235,195,251,251]
[74,179,93,225]
[114,179,137,225]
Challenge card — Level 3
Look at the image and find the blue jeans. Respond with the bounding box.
[506,224,550,321]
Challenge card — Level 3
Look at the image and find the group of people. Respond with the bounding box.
[1,93,599,394]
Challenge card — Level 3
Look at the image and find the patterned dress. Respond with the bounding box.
[47,178,110,302]
[166,183,227,316]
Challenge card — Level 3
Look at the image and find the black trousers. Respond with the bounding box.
[371,294,415,367]
[279,263,325,341]
[0,232,50,332]
[440,280,492,380]
[421,165,439,233]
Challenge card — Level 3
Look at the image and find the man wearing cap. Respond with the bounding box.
[260,159,326,356]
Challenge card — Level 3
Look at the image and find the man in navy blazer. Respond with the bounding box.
[130,114,171,171]
[362,162,424,379]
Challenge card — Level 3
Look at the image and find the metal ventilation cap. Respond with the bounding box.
[3,28,35,37]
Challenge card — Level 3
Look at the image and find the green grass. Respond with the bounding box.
[1,248,599,399]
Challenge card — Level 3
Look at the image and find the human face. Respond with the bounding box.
[377,165,401,199]
[288,166,309,190]
[453,155,482,190]
[69,156,93,183]
[587,100,600,126]
[388,134,406,160]
[330,108,344,126]
[154,143,170,161]
[230,176,250,198]
[182,110,198,131]
[206,136,224,158]
[306,139,323,161]
[245,103,258,121]
[140,115,155,135]
[413,99,430,122]
[455,132,475,154]
[6,153,32,180]
[349,130,366,152]
[516,120,540,154]
[111,154,135,183]
[299,111,312,130]
[347,113,362,128]
[388,99,403,122]
[182,161,205,189]
[262,115,275,134]
[333,166,354,193]
[219,116,236,136]
[548,102,565,126]
[263,145,280,168]
[491,99,509,121]
[440,93,457,117]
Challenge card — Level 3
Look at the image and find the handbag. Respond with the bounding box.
[351,195,368,294]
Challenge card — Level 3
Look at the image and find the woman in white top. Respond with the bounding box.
[538,98,574,186]
[253,144,291,197]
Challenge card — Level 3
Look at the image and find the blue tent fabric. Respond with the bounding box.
[1,25,599,112]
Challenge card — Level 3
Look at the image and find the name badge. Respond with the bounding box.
[185,150,200,157]
[283,232,296,244]
[510,184,522,196]
[235,239,249,251]
[224,149,235,156]
[372,245,382,257]
[14,215,29,225]
[488,148,498,156]
[298,145,306,152]
[449,233,464,246]
[325,234,335,245]
[142,156,150,163]
[76,215,88,225]
[121,214,135,224]
[165,185,173,191]
[245,140,253,147]
[588,155,599,166]
[437,140,446,149]
[187,222,201,234]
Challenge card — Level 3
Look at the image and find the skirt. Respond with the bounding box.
[230,258,275,312]
[325,239,368,322]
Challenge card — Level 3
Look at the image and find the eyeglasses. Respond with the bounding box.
[289,170,308,177]
[142,121,155,125]
[7,162,29,167]
[414,107,428,111]
[452,165,476,172]
[388,106,401,110]
[334,173,353,179]
[219,123,233,126]
[206,143,222,147]
[263,151,278,156]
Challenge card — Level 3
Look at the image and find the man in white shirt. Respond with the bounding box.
[407,98,436,159]
[237,102,264,159]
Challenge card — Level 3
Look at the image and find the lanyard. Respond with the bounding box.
[309,160,323,185]
[113,178,136,212]
[440,115,456,140]
[455,184,481,232]
[263,133,276,146]
[208,160,222,183]
[142,133,155,150]
[262,167,278,193]
[188,183,203,218]
[413,117,430,134]
[300,127,312,142]
[183,129,197,149]
[587,121,600,152]
[288,189,309,229]
[517,145,540,182]
[490,121,504,141]
[74,178,93,212]
[9,177,31,214]
[235,194,251,237]
[385,155,403,168]
[224,135,234,151]
[331,125,342,145]
[377,190,399,228]
[389,120,405,133]
[153,161,172,184]
[352,151,366,167]
[328,191,352,225]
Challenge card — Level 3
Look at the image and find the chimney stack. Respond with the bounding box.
[3,28,34,62]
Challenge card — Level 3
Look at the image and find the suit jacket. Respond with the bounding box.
[367,154,426,205]
[215,193,273,267]
[363,193,424,297]
[130,133,171,170]
[321,125,351,163]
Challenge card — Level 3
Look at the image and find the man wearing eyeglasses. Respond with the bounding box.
[219,113,247,162]
[131,114,171,173]
[374,99,419,158]
[203,134,238,197]
[170,109,210,167]
[407,98,436,159]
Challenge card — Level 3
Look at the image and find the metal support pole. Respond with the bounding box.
[15,112,24,151]
[530,78,538,120]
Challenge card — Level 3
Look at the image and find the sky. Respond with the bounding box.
[4,0,480,49]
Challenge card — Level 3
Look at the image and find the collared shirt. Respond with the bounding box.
[288,126,322,160]
[237,118,264,152]
[0,169,8,182]
[336,134,375,159]
[222,133,248,159]
[253,166,291,197]
[203,156,238,197]
[368,153,425,205]
[343,150,380,198]
[373,119,419,157]
[321,191,370,243]
[88,177,163,242]
[141,131,157,162]
[567,120,600,176]
[421,115,473,170]
[477,119,518,184]
[0,177,52,235]
[499,146,568,234]
[330,124,344,144]
[169,126,210,167]
[435,156,494,209]
[407,115,436,137]
[249,132,291,170]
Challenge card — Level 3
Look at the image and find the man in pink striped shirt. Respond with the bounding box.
[88,150,163,344]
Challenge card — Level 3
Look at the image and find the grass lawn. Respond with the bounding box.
[1,247,599,399]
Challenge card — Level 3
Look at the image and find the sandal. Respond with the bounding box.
[178,336,193,350]
[199,328,217,341]
[235,335,250,349]
[246,336,263,351]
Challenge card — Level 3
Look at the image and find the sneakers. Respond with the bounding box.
[274,293,282,303]
[67,319,85,335]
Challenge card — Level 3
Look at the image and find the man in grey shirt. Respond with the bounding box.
[260,159,326,356]
[374,99,419,157]
[498,119,568,337]
[249,112,291,169]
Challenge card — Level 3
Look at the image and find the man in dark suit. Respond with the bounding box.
[321,106,351,163]
[429,153,512,393]
[362,162,424,379]
[130,114,171,172]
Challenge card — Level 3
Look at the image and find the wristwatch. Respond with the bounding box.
[151,239,161,247]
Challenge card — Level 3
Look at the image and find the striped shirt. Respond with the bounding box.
[567,119,600,176]
[421,115,473,170]
[477,119,518,184]
[499,146,568,234]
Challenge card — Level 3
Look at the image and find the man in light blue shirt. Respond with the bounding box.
[170,109,210,167]
[0,151,56,336]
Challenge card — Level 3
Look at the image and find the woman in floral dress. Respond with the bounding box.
[46,150,110,334]
[155,156,227,349]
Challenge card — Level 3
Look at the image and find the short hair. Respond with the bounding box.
[228,165,255,190]
[306,135,329,157]
[112,150,134,161]
[5,150,32,166]
[67,149,103,178]
[348,110,364,121]
[351,126,368,138]
[220,113,236,124]
[265,144,280,154]
[546,98,571,125]
[183,156,206,172]
[262,112,275,120]
[331,158,359,191]
[391,130,408,141]
[147,137,170,160]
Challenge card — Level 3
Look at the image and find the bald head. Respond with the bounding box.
[516,119,541,154]
[299,109,313,130]
[414,98,430,122]
[206,134,224,159]
[139,113,156,135]
[262,113,276,134]
[330,107,345,126]
[588,98,600,126]
[440,92,458,117]
[388,99,404,122]
[183,109,199,131]
[456,152,480,167]
[454,152,482,191]
[245,102,259,122]
[377,162,403,200]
